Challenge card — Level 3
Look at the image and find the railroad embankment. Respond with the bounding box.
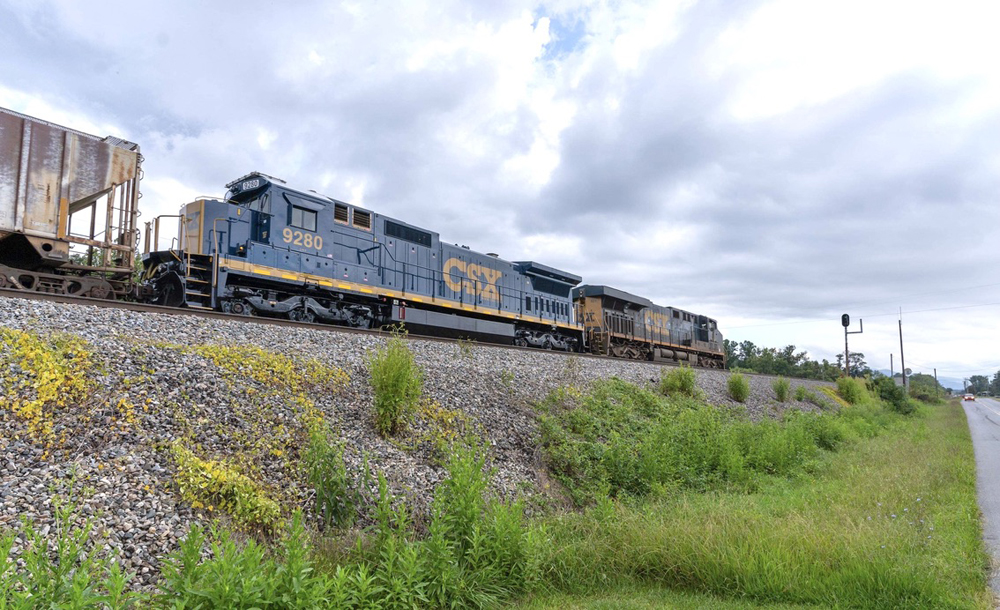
[8,295,949,607]
[11,299,983,607]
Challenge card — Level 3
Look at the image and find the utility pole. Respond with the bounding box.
[890,354,894,378]
[899,317,907,392]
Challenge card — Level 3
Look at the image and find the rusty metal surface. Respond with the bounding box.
[0,106,140,268]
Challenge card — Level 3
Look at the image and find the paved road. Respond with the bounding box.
[963,396,1000,595]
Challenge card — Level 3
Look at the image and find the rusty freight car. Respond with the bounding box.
[0,107,141,298]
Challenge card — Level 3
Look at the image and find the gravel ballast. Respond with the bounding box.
[0,296,835,589]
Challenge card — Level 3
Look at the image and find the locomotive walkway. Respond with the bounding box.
[962,396,1000,601]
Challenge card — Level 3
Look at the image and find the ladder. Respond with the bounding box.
[589,329,610,356]
[182,253,214,310]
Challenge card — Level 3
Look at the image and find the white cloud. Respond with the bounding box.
[3,0,1000,378]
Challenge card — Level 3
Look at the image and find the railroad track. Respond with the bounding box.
[0,287,686,367]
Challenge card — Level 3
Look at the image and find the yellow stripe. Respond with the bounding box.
[222,257,582,331]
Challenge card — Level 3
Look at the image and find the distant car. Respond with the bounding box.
[964,393,976,401]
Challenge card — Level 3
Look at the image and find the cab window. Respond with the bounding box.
[291,206,317,232]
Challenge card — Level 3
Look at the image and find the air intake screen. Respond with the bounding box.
[385,220,432,247]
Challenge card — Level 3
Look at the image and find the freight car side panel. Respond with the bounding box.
[0,108,139,237]
[0,107,140,270]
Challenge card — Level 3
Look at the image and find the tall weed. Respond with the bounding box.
[772,377,791,402]
[368,327,423,436]
[530,403,985,609]
[303,422,362,528]
[0,494,145,608]
[539,378,899,504]
[658,365,701,398]
[836,376,868,405]
[727,372,751,403]
[158,513,334,608]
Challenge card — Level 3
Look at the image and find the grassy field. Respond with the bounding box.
[519,400,990,609]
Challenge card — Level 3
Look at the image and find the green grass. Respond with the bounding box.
[518,584,823,609]
[537,378,893,505]
[522,401,990,608]
[2,375,986,608]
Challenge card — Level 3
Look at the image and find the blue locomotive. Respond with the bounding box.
[141,172,584,350]
[0,102,724,363]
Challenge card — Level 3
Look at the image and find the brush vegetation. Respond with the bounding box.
[1,368,987,607]
[526,380,988,608]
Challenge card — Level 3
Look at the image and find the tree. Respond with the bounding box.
[723,339,738,367]
[835,352,870,377]
[969,375,990,394]
[909,373,944,401]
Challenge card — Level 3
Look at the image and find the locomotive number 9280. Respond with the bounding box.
[282,227,323,249]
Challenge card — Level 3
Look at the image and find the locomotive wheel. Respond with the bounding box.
[226,300,255,316]
[289,308,315,323]
[84,283,114,299]
[543,339,552,350]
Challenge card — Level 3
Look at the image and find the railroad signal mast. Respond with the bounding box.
[842,314,863,377]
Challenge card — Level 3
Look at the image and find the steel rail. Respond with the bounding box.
[0,287,692,367]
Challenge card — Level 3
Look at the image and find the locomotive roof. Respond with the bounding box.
[226,171,371,213]
[573,285,654,308]
[513,261,582,285]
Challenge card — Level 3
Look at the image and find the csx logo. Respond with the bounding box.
[644,311,669,328]
[443,258,502,302]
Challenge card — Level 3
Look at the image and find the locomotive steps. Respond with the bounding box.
[0,296,833,591]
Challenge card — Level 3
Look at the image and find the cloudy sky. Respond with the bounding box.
[3,0,999,386]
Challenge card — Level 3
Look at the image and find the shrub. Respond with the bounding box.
[869,376,914,415]
[659,365,701,398]
[772,377,791,402]
[368,328,423,436]
[836,377,867,405]
[170,442,282,531]
[727,373,751,403]
[795,385,808,401]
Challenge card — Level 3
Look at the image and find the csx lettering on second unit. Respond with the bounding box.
[443,258,502,302]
